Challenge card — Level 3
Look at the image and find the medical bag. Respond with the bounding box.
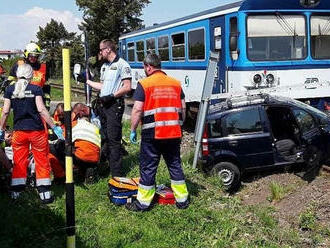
[108,177,139,205]
[155,185,176,205]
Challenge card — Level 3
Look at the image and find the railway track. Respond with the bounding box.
[50,83,98,96]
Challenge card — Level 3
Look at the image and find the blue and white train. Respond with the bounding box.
[119,0,330,112]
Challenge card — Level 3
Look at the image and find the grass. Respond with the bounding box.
[0,121,309,248]
[268,181,296,202]
[49,78,92,103]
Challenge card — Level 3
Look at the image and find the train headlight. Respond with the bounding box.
[300,0,320,8]
[266,74,275,85]
[253,74,262,86]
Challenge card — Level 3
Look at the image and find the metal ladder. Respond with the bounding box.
[192,51,220,169]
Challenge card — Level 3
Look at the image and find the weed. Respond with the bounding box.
[299,205,317,231]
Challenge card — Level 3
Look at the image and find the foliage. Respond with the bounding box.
[0,57,21,77]
[76,0,150,56]
[36,19,84,78]
[299,205,317,231]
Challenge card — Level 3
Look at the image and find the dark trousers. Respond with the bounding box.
[102,101,124,177]
[139,138,185,186]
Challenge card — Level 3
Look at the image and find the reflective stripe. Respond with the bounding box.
[72,119,101,147]
[36,178,51,186]
[137,184,155,206]
[171,182,189,203]
[39,191,52,200]
[138,183,155,190]
[142,120,183,130]
[144,107,182,117]
[171,179,186,185]
[11,178,26,186]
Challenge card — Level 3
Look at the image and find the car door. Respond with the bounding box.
[291,107,323,165]
[219,106,274,169]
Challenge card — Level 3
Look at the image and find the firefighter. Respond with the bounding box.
[0,63,63,203]
[9,42,51,110]
[126,53,189,211]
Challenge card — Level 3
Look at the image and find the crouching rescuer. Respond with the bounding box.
[127,53,189,211]
[0,63,63,204]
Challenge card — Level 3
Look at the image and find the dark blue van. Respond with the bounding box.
[201,94,330,191]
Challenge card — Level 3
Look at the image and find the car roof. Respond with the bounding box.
[207,93,328,120]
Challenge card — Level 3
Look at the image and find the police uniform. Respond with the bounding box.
[132,70,189,210]
[4,84,51,197]
[100,55,132,177]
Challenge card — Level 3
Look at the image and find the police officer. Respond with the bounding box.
[86,39,132,177]
[126,53,189,211]
[9,43,51,110]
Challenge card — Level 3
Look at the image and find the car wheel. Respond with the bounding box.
[212,162,240,192]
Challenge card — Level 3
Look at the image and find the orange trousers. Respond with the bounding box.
[11,130,51,189]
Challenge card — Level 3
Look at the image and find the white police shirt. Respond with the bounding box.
[100,56,132,97]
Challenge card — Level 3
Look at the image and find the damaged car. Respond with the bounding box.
[201,94,330,191]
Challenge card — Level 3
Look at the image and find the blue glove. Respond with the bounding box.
[53,126,64,140]
[130,130,137,144]
[0,130,4,143]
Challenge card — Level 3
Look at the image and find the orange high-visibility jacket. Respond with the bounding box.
[17,60,47,88]
[31,63,46,88]
[140,71,183,139]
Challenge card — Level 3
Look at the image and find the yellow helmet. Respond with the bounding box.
[24,43,41,58]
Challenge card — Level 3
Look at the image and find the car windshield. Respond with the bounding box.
[291,99,329,123]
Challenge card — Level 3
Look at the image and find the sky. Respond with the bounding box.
[0,0,236,50]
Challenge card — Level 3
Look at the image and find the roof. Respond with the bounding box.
[240,0,330,11]
[120,1,242,40]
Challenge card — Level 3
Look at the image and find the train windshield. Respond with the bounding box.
[247,15,306,61]
[311,15,330,59]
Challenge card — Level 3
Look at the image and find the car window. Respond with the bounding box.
[209,119,223,138]
[223,108,262,136]
[292,108,316,133]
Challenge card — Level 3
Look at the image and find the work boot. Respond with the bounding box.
[176,199,189,209]
[10,191,22,200]
[85,167,98,184]
[39,191,54,204]
[125,200,149,212]
[37,185,54,204]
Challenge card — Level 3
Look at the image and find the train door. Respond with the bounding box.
[210,16,226,94]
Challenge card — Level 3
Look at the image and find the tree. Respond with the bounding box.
[36,19,84,78]
[76,0,150,56]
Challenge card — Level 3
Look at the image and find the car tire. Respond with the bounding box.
[212,162,240,192]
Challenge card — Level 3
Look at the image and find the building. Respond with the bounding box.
[0,50,23,60]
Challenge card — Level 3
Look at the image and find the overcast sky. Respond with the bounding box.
[0,0,236,50]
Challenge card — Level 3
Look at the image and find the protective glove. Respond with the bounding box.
[0,129,4,143]
[100,94,115,105]
[130,130,137,144]
[52,126,64,140]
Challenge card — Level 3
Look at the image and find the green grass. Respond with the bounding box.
[0,121,306,248]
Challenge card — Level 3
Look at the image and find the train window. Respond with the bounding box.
[188,28,205,60]
[136,40,145,62]
[311,15,330,59]
[247,15,306,61]
[127,42,135,62]
[171,33,185,61]
[158,36,169,61]
[146,38,156,54]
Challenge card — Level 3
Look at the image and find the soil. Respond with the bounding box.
[181,130,330,247]
[237,168,330,247]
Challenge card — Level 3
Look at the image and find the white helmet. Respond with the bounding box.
[17,63,33,80]
[24,43,41,58]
